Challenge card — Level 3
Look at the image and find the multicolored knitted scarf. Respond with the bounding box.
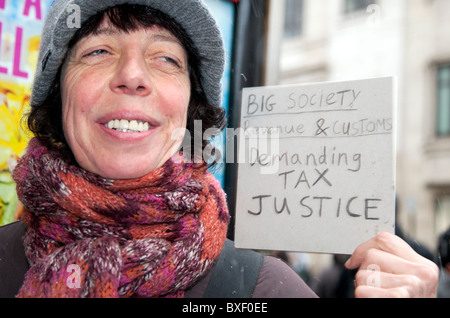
[12,138,229,298]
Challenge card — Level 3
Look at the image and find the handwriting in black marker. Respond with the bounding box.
[316,118,329,136]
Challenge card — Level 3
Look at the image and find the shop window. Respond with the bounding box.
[437,63,450,136]
[284,0,303,38]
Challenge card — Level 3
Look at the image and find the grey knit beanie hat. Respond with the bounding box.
[32,0,225,108]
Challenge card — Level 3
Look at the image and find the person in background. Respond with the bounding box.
[310,254,354,298]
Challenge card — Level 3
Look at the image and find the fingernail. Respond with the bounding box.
[345,257,353,268]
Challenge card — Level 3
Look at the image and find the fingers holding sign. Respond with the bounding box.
[345,232,439,298]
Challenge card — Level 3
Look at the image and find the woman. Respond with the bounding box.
[0,0,438,298]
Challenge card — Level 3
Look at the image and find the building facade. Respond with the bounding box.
[264,0,450,252]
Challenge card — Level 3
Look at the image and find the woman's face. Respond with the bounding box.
[61,21,191,179]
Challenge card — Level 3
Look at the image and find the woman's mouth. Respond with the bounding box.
[104,119,153,133]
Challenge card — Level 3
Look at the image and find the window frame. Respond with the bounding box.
[436,63,450,137]
[283,0,304,39]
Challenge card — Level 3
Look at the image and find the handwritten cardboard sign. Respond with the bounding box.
[234,77,396,254]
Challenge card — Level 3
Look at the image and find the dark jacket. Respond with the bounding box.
[0,221,317,298]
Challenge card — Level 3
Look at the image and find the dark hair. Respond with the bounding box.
[27,4,226,168]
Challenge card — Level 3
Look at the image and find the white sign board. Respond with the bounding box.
[234,77,396,255]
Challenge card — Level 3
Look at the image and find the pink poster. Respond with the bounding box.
[0,0,52,225]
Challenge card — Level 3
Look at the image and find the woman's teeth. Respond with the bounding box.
[105,119,152,133]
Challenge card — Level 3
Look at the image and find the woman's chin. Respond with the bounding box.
[86,160,159,180]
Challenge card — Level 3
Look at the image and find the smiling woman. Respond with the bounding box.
[0,1,239,298]
[28,5,225,178]
[0,0,317,299]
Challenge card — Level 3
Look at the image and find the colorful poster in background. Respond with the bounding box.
[0,0,53,225]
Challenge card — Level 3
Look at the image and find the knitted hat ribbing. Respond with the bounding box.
[32,0,225,108]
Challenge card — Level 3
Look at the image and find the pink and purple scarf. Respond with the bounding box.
[13,138,229,298]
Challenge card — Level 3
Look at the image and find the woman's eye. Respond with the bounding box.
[85,49,109,57]
[160,56,180,67]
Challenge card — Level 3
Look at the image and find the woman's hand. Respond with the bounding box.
[345,232,439,298]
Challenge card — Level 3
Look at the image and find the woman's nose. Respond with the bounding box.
[110,53,152,96]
